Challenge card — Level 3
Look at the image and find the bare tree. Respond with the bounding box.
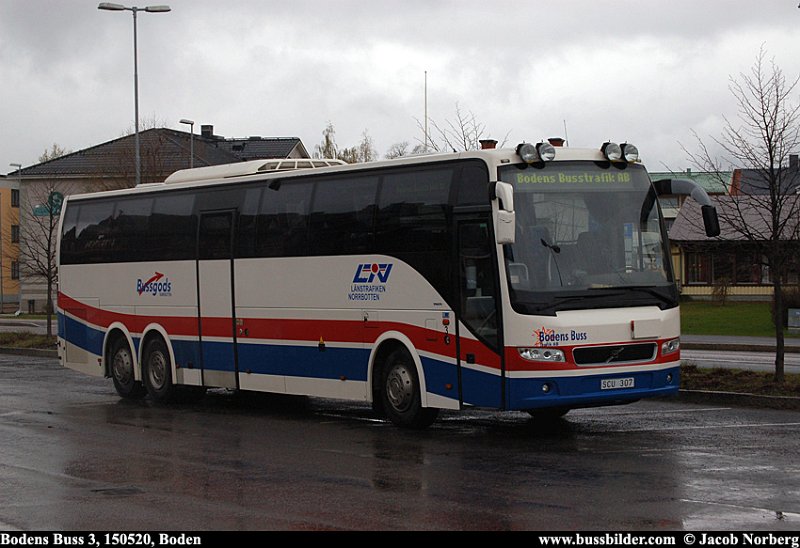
[314,122,339,159]
[39,143,72,163]
[416,102,509,152]
[19,180,78,336]
[338,130,378,164]
[683,46,800,382]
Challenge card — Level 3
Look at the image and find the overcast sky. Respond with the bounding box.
[3,0,800,174]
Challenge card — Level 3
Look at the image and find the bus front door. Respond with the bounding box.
[457,218,504,408]
[197,211,239,389]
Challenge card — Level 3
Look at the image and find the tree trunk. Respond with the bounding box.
[773,279,785,383]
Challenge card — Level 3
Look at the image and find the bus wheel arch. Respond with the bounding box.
[105,326,146,399]
[368,333,439,429]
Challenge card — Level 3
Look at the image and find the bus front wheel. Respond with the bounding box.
[110,337,146,399]
[142,337,178,403]
[380,348,438,429]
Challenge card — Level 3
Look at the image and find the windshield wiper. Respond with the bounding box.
[588,284,675,305]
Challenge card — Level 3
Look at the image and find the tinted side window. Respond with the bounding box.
[376,168,453,302]
[112,197,153,262]
[309,176,378,256]
[74,200,116,263]
[199,212,233,260]
[254,180,313,257]
[148,192,196,261]
[60,203,80,264]
[377,168,452,252]
[456,162,491,206]
[236,186,262,258]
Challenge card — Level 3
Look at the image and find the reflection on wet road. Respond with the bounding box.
[0,354,798,530]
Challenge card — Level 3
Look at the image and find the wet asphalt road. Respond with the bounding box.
[1,354,799,531]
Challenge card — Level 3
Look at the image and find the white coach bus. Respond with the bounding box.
[56,141,719,428]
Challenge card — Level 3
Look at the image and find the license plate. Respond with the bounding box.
[601,377,635,390]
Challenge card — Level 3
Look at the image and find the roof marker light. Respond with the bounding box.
[601,142,622,162]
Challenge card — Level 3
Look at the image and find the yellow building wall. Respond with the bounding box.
[0,186,20,313]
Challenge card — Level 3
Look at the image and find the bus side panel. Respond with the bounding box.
[59,297,104,377]
[457,327,504,408]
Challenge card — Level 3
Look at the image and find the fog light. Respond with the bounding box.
[516,142,539,163]
[536,142,556,161]
[621,143,639,162]
[666,373,673,384]
[542,383,551,393]
[601,141,622,161]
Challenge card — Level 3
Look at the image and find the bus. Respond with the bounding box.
[56,141,719,428]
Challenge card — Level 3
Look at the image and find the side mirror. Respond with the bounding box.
[702,205,720,237]
[494,181,515,245]
[653,177,721,238]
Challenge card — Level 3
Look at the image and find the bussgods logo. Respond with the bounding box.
[352,263,393,284]
[137,272,173,297]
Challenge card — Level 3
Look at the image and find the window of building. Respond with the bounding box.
[11,261,19,280]
[11,189,19,208]
[11,225,19,243]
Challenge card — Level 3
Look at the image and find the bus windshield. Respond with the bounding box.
[498,161,677,315]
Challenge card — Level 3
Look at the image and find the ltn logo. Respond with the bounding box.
[353,263,393,283]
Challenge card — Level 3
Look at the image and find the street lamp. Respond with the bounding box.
[98,2,171,186]
[179,118,195,168]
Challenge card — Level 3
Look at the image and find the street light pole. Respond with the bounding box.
[179,118,195,168]
[98,3,171,186]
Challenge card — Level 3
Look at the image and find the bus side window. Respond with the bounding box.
[112,197,153,262]
[459,222,497,348]
[74,200,115,264]
[149,193,196,261]
[236,187,262,258]
[308,176,377,256]
[455,163,491,206]
[60,204,80,265]
[255,180,313,257]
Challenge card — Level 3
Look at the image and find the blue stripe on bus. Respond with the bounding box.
[505,366,680,410]
[58,315,462,400]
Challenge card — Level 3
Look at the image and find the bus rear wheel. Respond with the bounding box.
[142,337,178,403]
[380,348,438,429]
[110,337,146,399]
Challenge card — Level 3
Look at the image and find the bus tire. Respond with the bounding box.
[380,348,438,429]
[142,337,178,403]
[109,337,146,399]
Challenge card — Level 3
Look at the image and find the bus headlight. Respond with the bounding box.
[518,347,565,362]
[621,143,639,162]
[661,338,680,356]
[601,141,622,162]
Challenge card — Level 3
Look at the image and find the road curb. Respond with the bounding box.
[0,346,58,359]
[675,389,800,411]
[682,342,800,353]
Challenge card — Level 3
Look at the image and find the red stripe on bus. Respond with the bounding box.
[58,292,502,370]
